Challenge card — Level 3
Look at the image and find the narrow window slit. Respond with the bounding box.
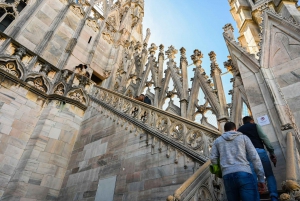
[88,36,92,43]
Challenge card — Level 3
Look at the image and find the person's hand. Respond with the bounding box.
[270,154,277,167]
[258,182,267,194]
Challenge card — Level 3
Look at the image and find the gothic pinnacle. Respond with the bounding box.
[191,49,203,66]
[148,43,158,56]
[208,51,216,63]
[165,45,178,60]
[223,23,234,40]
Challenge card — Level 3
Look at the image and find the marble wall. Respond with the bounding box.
[59,103,196,201]
[0,74,84,200]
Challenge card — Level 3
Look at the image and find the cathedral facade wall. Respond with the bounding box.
[271,56,300,134]
[59,103,196,201]
[0,75,84,200]
[0,75,44,198]
[4,0,117,80]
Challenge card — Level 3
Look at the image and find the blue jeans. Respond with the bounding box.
[223,172,260,201]
[249,148,278,198]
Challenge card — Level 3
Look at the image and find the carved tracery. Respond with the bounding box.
[26,77,48,93]
[67,89,86,104]
[0,61,21,78]
[54,84,65,96]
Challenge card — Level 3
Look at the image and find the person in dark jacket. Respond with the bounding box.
[238,116,278,201]
[138,94,151,105]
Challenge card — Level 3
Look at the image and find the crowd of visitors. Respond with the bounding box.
[210,116,278,201]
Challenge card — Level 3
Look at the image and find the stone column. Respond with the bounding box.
[180,48,189,118]
[209,51,228,125]
[286,131,297,181]
[157,44,164,87]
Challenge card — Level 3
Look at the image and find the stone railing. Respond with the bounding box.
[90,86,221,164]
[167,161,226,201]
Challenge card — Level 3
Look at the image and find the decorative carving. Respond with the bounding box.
[148,43,157,56]
[54,84,65,95]
[223,23,235,40]
[107,15,117,28]
[180,47,187,64]
[67,89,86,104]
[170,123,184,140]
[191,49,203,66]
[0,61,21,78]
[165,45,178,60]
[186,130,203,150]
[87,18,99,32]
[102,25,114,44]
[26,77,48,93]
[121,101,131,113]
[14,47,26,58]
[197,186,213,200]
[40,64,51,75]
[159,44,164,58]
[70,5,85,18]
[134,41,142,52]
[104,70,112,78]
[157,117,168,133]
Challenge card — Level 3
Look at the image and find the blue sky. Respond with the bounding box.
[142,0,238,103]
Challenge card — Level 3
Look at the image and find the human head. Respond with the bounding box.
[224,122,236,132]
[139,94,145,101]
[242,116,254,124]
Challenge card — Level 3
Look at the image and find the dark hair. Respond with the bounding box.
[224,122,236,132]
[242,116,253,124]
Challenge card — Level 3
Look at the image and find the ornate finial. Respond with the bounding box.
[62,70,69,80]
[159,44,164,52]
[191,49,203,66]
[134,41,142,52]
[79,75,88,87]
[165,46,178,60]
[123,40,130,49]
[40,64,51,75]
[143,28,151,44]
[148,43,157,56]
[209,51,221,73]
[224,59,237,73]
[14,46,26,58]
[130,41,135,49]
[223,23,235,40]
[180,47,186,56]
[180,47,187,64]
[208,51,216,62]
[143,42,147,49]
[158,44,164,58]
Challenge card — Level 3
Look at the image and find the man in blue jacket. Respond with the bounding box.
[238,116,278,201]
